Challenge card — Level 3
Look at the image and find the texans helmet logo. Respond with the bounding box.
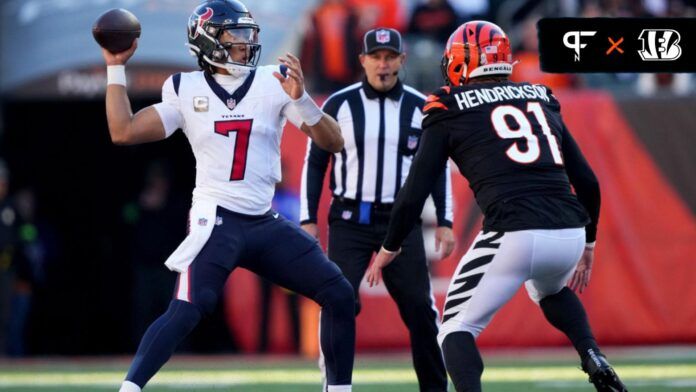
[189,7,214,39]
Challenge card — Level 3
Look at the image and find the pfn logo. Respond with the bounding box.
[563,31,597,61]
[638,29,682,61]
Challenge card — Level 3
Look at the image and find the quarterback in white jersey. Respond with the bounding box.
[102,1,356,392]
[153,65,307,215]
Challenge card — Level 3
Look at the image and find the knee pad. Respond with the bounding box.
[166,299,203,330]
[193,288,220,316]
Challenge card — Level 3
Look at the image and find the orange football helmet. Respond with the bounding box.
[440,21,514,85]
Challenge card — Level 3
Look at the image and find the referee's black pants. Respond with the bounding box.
[328,206,448,392]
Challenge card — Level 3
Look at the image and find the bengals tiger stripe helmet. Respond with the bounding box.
[440,21,514,86]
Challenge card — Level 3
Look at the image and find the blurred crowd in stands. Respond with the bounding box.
[0,160,55,357]
[301,0,696,96]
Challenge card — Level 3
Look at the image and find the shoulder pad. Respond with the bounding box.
[172,73,181,96]
[542,85,562,111]
[423,86,460,128]
[423,86,452,114]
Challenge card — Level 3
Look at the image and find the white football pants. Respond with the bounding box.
[438,228,585,345]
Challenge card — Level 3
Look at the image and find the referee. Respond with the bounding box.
[301,28,454,392]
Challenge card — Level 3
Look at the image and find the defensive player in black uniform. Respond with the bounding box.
[366,21,628,392]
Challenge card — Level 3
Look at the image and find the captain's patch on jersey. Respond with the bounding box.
[193,96,209,112]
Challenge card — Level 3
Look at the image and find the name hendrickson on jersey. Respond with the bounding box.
[454,84,550,110]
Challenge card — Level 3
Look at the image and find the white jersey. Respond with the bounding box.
[154,65,304,215]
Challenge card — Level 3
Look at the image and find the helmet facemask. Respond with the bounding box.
[441,43,467,86]
[208,27,261,77]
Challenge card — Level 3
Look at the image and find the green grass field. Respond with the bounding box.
[1,347,695,391]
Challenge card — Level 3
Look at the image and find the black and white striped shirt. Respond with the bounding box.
[300,79,453,226]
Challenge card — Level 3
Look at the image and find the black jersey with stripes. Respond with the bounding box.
[383,80,600,251]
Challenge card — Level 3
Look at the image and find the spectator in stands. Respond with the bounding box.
[0,160,28,356]
[447,0,490,22]
[123,161,186,346]
[407,0,459,43]
[349,0,407,34]
[404,0,459,91]
[8,188,48,356]
[301,0,361,94]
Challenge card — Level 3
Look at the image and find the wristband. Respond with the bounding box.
[292,91,323,126]
[585,241,596,250]
[381,246,401,254]
[107,65,127,87]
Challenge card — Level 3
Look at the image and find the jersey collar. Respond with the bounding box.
[362,78,403,101]
[204,70,257,111]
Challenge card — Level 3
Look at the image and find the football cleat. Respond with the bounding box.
[582,350,628,392]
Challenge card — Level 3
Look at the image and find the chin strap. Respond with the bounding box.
[202,54,254,77]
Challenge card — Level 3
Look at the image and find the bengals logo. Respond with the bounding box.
[638,29,682,61]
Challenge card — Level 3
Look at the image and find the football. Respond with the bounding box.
[92,8,141,54]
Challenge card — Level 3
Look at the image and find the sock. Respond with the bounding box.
[442,331,483,392]
[540,287,600,362]
[125,300,202,387]
[327,385,352,392]
[118,380,141,392]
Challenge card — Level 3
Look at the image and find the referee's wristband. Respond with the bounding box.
[107,65,127,87]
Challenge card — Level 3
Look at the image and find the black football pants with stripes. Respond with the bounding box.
[328,215,448,392]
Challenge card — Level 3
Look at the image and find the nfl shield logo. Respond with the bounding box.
[198,218,208,226]
[215,216,223,226]
[407,135,419,150]
[376,30,390,44]
[342,210,353,220]
[226,98,237,110]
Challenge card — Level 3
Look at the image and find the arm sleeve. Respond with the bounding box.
[561,125,601,242]
[430,162,453,227]
[300,139,332,224]
[383,123,450,251]
[152,74,184,138]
